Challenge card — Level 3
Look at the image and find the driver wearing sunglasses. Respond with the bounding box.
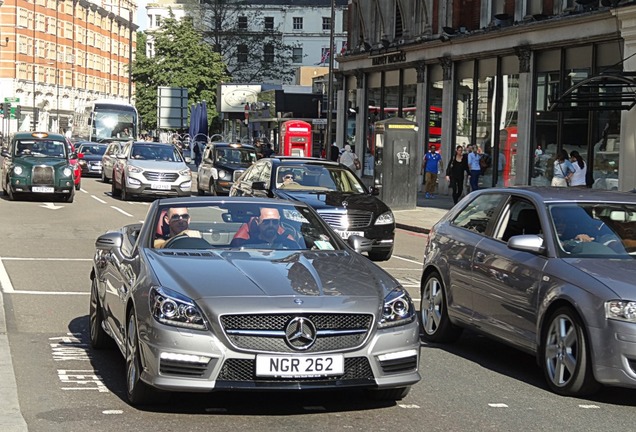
[154,207,201,248]
[230,207,300,249]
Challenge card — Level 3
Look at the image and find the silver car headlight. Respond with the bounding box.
[127,165,143,174]
[178,168,191,177]
[13,165,24,175]
[62,167,73,177]
[149,286,208,330]
[378,287,416,328]
[605,300,636,323]
[375,211,394,225]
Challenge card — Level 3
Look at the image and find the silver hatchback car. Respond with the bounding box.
[111,142,192,200]
[421,187,636,396]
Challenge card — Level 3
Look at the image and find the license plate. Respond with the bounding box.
[255,354,344,378]
[334,230,364,239]
[32,186,54,193]
[150,183,171,190]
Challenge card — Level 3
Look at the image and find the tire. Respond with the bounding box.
[366,386,411,401]
[208,180,217,196]
[111,176,121,197]
[368,250,392,261]
[420,271,462,343]
[540,307,601,396]
[6,181,14,201]
[102,170,110,183]
[75,181,81,191]
[120,177,129,201]
[65,192,74,203]
[89,278,112,349]
[126,311,168,405]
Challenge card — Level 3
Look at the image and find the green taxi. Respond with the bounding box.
[1,131,77,202]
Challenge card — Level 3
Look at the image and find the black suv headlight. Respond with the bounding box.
[378,287,416,328]
[149,286,208,330]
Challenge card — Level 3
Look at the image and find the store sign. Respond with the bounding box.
[371,52,406,66]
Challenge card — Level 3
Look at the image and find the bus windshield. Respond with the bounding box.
[93,109,137,142]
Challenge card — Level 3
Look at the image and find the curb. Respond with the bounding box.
[396,223,430,234]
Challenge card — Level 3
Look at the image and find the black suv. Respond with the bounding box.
[196,143,257,195]
[229,157,395,261]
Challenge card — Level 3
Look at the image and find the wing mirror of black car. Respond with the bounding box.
[184,156,192,164]
[95,231,124,250]
[116,153,127,159]
[252,181,267,191]
[369,186,380,196]
[69,152,78,160]
[507,234,545,254]
[347,235,373,254]
[1,149,9,158]
[222,212,233,223]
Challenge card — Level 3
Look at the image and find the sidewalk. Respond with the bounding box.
[393,191,455,234]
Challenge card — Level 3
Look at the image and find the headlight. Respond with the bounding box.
[62,167,73,177]
[378,287,416,328]
[375,211,394,225]
[605,300,636,322]
[127,165,143,174]
[179,168,191,177]
[149,286,208,330]
[218,169,230,179]
[13,165,23,175]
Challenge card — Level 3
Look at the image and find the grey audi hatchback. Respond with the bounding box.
[420,187,636,396]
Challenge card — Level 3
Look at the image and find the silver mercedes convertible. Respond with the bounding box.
[89,197,420,405]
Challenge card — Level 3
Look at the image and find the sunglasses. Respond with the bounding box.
[260,218,280,226]
[169,213,190,221]
[283,175,294,180]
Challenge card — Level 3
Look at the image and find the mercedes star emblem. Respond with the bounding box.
[284,317,317,350]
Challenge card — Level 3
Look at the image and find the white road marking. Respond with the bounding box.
[1,257,91,261]
[102,410,124,415]
[0,258,14,293]
[110,206,133,217]
[398,404,420,409]
[383,267,423,271]
[488,403,509,408]
[80,188,88,193]
[392,255,423,265]
[579,404,600,409]
[40,202,64,210]
[91,195,107,204]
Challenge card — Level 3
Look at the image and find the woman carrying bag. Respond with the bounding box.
[551,149,575,187]
[445,145,470,204]
[569,150,587,187]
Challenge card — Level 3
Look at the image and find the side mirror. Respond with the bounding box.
[369,186,380,196]
[1,149,10,158]
[69,153,78,160]
[116,153,127,159]
[252,181,267,191]
[95,231,123,250]
[508,234,545,254]
[77,152,84,159]
[222,213,233,223]
[347,235,373,254]
[184,156,192,164]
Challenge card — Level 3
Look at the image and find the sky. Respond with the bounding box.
[137,0,149,31]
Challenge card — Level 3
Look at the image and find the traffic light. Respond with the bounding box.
[15,105,21,118]
[5,102,11,112]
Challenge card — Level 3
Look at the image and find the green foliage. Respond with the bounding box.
[131,10,228,131]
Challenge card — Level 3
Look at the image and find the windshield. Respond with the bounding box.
[14,139,68,158]
[93,109,136,141]
[549,203,636,258]
[275,165,366,193]
[78,144,107,156]
[214,148,257,165]
[153,202,340,252]
[130,144,184,162]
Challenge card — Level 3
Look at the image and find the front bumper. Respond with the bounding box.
[9,179,74,195]
[80,162,103,176]
[589,320,636,388]
[137,317,421,393]
[125,174,192,197]
[214,180,234,195]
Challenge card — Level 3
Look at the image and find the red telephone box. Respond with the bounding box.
[280,120,312,157]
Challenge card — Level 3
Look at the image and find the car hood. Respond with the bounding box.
[147,249,397,302]
[81,154,104,162]
[566,258,636,299]
[14,157,69,168]
[275,190,389,214]
[129,160,189,171]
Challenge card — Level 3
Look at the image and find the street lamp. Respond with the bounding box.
[325,0,336,151]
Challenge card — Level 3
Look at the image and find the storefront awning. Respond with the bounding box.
[548,73,636,112]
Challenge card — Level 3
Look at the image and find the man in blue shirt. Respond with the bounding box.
[467,146,482,192]
[422,145,442,199]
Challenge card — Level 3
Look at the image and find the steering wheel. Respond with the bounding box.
[163,232,210,249]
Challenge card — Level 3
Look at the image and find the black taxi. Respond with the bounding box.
[1,131,77,202]
[196,142,257,195]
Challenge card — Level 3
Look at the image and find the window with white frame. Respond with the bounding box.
[293,17,303,30]
[264,44,274,63]
[237,44,248,63]
[292,47,303,63]
[322,17,331,31]
[264,16,274,30]
[238,16,248,29]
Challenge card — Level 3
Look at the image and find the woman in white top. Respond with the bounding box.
[338,144,358,171]
[569,150,587,187]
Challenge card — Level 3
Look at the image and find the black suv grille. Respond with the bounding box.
[318,210,373,230]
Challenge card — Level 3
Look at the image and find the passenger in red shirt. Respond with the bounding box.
[230,208,299,249]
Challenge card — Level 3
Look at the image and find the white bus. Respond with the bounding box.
[73,100,139,142]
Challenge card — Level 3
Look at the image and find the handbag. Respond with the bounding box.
[558,163,570,187]
[353,157,361,170]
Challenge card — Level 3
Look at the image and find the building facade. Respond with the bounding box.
[0,0,136,135]
[336,0,636,193]
[144,0,348,85]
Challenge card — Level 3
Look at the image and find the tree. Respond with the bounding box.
[131,10,228,131]
[189,0,299,84]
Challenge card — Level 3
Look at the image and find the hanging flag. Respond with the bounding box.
[315,49,330,65]
[340,41,348,55]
